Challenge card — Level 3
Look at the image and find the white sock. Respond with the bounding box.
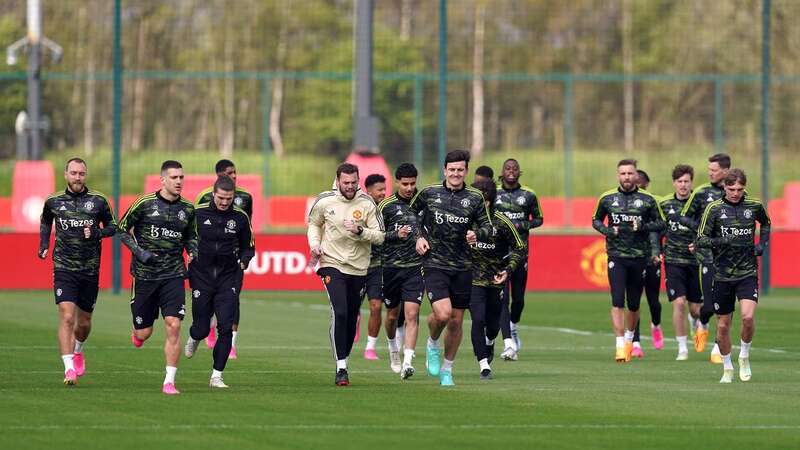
[403,348,415,365]
[503,337,516,351]
[510,322,518,332]
[427,336,440,349]
[164,366,177,385]
[387,337,399,353]
[396,326,405,341]
[211,369,223,379]
[722,353,734,370]
[740,340,751,359]
[633,341,642,349]
[231,331,238,348]
[624,330,634,342]
[366,335,378,350]
[615,336,624,349]
[73,339,85,354]
[677,336,688,352]
[479,358,490,371]
[336,359,347,370]
[711,342,721,355]
[699,321,708,330]
[651,323,661,331]
[442,358,453,371]
[62,354,74,372]
[485,336,494,346]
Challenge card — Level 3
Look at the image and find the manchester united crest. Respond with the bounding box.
[352,210,362,220]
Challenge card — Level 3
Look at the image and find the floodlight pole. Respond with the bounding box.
[6,0,62,160]
[353,0,380,154]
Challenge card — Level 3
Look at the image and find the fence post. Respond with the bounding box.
[261,76,272,232]
[111,0,122,294]
[437,0,447,165]
[563,74,574,229]
[413,75,423,172]
[761,0,771,294]
[714,78,724,154]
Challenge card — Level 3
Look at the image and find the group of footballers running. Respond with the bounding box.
[308,150,543,386]
[593,153,770,384]
[40,157,254,394]
[39,149,768,392]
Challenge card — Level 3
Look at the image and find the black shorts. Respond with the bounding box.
[423,267,472,309]
[364,267,383,301]
[383,266,424,308]
[712,276,759,315]
[53,270,99,313]
[665,264,702,303]
[607,256,646,310]
[130,277,186,329]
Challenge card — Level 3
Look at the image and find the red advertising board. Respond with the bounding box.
[4,232,800,290]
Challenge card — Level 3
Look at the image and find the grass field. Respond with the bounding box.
[1,290,799,449]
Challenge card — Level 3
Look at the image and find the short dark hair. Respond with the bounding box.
[365,174,386,188]
[724,168,747,186]
[475,165,494,179]
[444,149,470,168]
[213,175,235,193]
[160,160,183,175]
[215,159,235,174]
[471,179,497,204]
[336,163,359,179]
[395,163,418,179]
[709,153,731,169]
[618,158,637,168]
[672,164,694,181]
[65,157,87,171]
[503,158,519,167]
[636,170,650,184]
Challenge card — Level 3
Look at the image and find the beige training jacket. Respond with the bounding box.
[307,188,384,276]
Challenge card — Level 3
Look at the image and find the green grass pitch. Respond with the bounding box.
[1,290,798,449]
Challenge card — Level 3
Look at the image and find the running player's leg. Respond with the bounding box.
[736,278,758,381]
[624,259,645,358]
[440,270,471,384]
[394,267,423,378]
[158,278,186,393]
[644,263,663,349]
[130,279,159,344]
[482,288,503,376]
[608,257,629,361]
[508,261,528,350]
[712,279,736,382]
[667,264,693,359]
[499,283,512,345]
[185,277,214,358]
[364,267,383,359]
[230,267,244,357]
[469,286,488,363]
[424,269,452,375]
[57,301,78,383]
[210,287,237,387]
[72,277,96,377]
[384,301,402,373]
[344,273,367,360]
[319,268,351,382]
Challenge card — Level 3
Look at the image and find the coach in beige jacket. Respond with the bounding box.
[307,163,384,386]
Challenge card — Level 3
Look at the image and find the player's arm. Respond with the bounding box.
[528,191,544,229]
[591,196,613,236]
[696,204,726,249]
[473,193,494,241]
[678,190,701,230]
[356,203,385,245]
[243,194,253,220]
[502,216,526,274]
[306,196,325,251]
[754,203,772,256]
[641,199,666,232]
[91,198,118,240]
[183,208,198,260]
[118,202,154,262]
[38,198,54,258]
[238,211,255,268]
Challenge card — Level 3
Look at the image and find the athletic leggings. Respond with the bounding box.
[318,267,366,362]
[500,261,528,339]
[470,286,503,361]
[633,262,662,342]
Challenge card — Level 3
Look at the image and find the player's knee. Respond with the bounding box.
[717,320,731,335]
[741,315,755,329]
[369,300,382,314]
[217,322,233,338]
